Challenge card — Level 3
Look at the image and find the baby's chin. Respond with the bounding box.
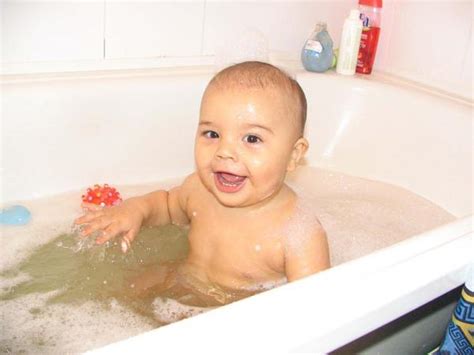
[205,183,256,208]
[213,186,286,209]
[211,190,253,208]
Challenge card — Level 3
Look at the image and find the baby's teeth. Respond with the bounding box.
[222,181,237,186]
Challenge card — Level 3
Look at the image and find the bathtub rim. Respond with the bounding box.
[1,63,472,107]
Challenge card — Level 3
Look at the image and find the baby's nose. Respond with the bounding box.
[216,139,237,161]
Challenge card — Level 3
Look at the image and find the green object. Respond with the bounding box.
[332,48,339,68]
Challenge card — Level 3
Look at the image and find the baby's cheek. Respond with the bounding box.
[252,160,287,192]
[254,150,288,172]
[248,155,265,168]
[195,145,210,163]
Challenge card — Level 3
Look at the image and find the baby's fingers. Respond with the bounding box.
[95,223,124,245]
[79,216,111,238]
[81,202,103,212]
[75,205,106,224]
[120,230,136,253]
[96,222,138,246]
[74,210,102,225]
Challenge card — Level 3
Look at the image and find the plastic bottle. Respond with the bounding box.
[356,0,382,74]
[301,22,334,73]
[336,9,363,75]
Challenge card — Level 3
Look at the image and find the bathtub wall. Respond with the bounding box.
[2,1,472,99]
[2,68,472,216]
[1,70,212,202]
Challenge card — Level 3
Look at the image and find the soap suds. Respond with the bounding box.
[286,167,455,265]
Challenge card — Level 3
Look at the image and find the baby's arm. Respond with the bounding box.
[284,223,330,282]
[75,174,195,248]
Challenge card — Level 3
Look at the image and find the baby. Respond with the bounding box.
[75,61,329,312]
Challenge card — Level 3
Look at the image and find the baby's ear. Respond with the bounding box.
[287,137,309,172]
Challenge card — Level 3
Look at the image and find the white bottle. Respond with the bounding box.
[337,9,363,75]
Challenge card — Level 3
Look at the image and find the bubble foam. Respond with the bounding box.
[286,167,455,265]
[0,291,155,353]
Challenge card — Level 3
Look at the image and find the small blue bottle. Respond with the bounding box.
[301,22,334,73]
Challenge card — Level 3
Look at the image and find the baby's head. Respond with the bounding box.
[195,61,308,208]
[206,61,307,136]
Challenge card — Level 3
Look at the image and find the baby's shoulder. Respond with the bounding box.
[181,172,201,190]
[282,192,325,240]
[180,172,213,205]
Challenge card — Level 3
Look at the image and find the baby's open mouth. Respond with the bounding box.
[214,172,247,193]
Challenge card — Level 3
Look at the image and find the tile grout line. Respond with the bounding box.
[200,1,207,57]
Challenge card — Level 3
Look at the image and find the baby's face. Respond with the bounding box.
[195,86,306,208]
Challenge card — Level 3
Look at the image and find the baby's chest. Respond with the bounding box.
[188,216,285,272]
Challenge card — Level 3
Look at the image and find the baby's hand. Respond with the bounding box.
[74,198,146,253]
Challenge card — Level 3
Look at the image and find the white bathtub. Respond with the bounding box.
[1,64,472,353]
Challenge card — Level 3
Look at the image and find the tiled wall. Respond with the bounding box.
[1,1,352,63]
[105,2,206,59]
[1,1,472,99]
[1,1,104,62]
[375,0,472,99]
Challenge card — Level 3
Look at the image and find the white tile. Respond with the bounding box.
[373,0,399,71]
[105,1,205,59]
[202,1,354,60]
[1,1,104,63]
[382,1,472,93]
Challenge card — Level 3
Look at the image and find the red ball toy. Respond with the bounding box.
[82,184,122,207]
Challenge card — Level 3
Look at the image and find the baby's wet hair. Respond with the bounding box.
[206,61,307,135]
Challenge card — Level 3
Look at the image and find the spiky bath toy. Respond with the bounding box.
[82,184,122,207]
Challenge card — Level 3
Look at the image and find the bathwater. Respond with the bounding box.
[0,225,189,353]
[0,168,455,353]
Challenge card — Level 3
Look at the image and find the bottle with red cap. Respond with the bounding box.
[356,0,382,74]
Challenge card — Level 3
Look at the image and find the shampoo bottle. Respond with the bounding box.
[356,0,382,74]
[301,22,334,73]
[336,9,363,75]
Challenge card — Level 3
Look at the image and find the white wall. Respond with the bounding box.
[1,0,353,67]
[375,0,472,99]
[1,1,472,99]
[1,1,105,62]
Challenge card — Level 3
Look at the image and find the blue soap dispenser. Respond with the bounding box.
[301,22,334,73]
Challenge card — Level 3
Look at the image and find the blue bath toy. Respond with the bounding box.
[0,205,32,225]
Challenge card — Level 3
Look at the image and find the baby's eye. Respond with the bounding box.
[203,130,219,139]
[244,134,262,144]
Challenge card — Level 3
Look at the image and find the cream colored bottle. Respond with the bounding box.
[337,9,363,75]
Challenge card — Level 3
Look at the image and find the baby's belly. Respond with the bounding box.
[182,254,286,294]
